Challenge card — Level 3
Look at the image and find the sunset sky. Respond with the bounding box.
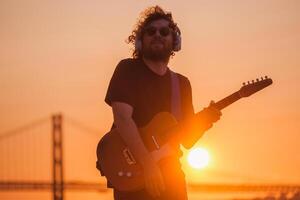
[0,0,300,191]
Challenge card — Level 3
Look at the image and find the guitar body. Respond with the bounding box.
[97,112,178,191]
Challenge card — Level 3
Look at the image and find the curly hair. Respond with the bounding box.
[126,5,180,59]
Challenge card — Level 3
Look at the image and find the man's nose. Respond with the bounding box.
[153,28,164,37]
[154,30,161,37]
[153,31,163,39]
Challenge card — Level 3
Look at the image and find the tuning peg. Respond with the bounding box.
[265,75,268,79]
[261,77,263,80]
[252,80,255,83]
[256,78,259,82]
[247,81,250,84]
[243,82,246,86]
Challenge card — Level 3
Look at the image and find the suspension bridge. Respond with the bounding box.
[0,113,299,200]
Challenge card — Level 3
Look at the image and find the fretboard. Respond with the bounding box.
[214,91,241,110]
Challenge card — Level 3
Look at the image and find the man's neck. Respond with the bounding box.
[142,57,170,76]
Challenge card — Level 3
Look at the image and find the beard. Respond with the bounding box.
[142,38,173,61]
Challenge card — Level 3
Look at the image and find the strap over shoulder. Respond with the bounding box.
[170,70,182,121]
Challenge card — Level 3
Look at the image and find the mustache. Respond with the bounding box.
[151,36,165,44]
[151,39,164,44]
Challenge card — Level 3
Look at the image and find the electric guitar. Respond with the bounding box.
[96,76,273,191]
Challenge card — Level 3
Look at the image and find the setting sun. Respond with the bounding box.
[187,148,210,169]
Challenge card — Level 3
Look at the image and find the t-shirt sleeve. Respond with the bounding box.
[105,60,136,107]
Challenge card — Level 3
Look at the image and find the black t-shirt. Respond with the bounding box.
[104,58,194,189]
[105,58,194,129]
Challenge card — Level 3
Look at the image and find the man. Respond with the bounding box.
[104,6,221,200]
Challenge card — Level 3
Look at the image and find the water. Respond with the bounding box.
[0,190,283,200]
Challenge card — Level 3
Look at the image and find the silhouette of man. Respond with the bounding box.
[104,5,221,200]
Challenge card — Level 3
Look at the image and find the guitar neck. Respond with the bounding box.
[161,77,272,147]
[213,91,241,110]
[191,91,241,123]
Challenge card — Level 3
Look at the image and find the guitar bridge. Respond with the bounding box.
[123,148,136,165]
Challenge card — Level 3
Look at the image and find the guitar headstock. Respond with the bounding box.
[239,76,273,97]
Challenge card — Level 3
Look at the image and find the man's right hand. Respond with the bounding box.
[141,156,165,197]
[112,101,166,197]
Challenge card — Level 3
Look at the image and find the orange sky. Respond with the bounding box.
[0,0,300,187]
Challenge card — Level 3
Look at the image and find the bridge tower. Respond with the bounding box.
[52,114,64,200]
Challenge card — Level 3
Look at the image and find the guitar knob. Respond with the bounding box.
[118,171,124,177]
[247,81,250,84]
[256,78,259,82]
[252,80,254,83]
[126,172,132,177]
[243,82,246,86]
[261,77,263,80]
[265,75,268,79]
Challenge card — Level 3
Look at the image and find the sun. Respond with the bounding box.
[187,147,210,169]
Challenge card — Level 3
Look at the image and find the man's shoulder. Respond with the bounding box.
[113,58,141,78]
[171,70,191,85]
[117,58,140,70]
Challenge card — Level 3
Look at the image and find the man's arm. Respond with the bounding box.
[111,101,165,197]
[112,101,152,164]
[179,79,222,149]
[181,103,222,149]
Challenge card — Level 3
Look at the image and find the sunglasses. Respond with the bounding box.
[144,26,172,37]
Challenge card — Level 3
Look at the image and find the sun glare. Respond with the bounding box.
[187,148,210,169]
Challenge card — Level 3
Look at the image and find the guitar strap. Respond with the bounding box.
[170,70,182,121]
